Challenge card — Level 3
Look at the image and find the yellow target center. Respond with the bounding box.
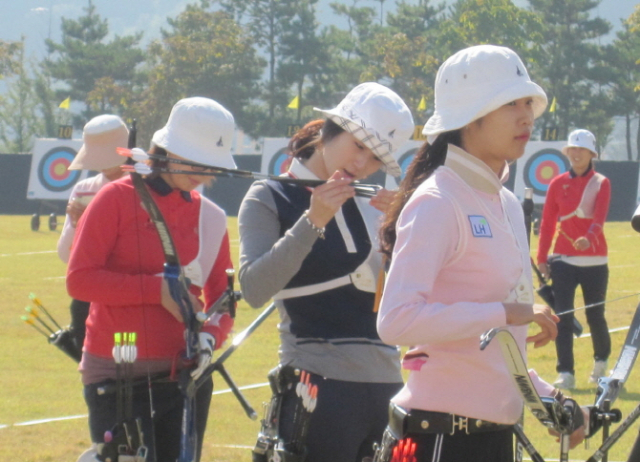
[540,165,554,180]
[54,164,68,176]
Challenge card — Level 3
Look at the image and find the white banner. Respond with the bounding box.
[27,138,89,200]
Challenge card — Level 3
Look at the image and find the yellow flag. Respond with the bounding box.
[417,96,427,111]
[549,97,557,113]
[287,95,299,109]
[58,97,71,109]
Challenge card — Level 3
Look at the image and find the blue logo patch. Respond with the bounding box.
[468,215,492,237]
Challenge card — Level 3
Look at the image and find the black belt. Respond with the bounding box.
[389,403,512,437]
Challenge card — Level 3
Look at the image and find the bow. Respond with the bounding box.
[126,121,257,461]
[126,120,201,462]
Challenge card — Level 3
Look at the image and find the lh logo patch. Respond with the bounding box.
[468,215,492,237]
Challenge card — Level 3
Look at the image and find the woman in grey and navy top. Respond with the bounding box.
[238,82,414,462]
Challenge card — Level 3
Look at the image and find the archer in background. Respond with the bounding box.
[58,114,129,354]
[537,129,612,390]
[239,82,414,462]
[67,97,235,462]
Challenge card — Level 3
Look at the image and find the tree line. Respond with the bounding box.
[0,0,639,160]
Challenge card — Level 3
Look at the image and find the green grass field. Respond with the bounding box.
[1,215,639,461]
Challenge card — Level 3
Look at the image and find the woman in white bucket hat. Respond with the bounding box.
[238,82,414,462]
[537,129,611,390]
[67,97,236,462]
[376,45,586,461]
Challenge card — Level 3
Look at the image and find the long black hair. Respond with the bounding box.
[379,130,462,259]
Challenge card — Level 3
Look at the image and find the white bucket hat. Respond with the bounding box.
[423,45,547,139]
[68,115,129,171]
[151,97,236,169]
[562,129,597,157]
[314,82,414,177]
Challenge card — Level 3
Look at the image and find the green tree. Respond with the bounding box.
[609,6,640,160]
[326,0,378,89]
[131,4,265,143]
[360,1,444,118]
[0,39,22,79]
[436,0,544,60]
[528,0,613,141]
[0,40,44,152]
[276,0,331,122]
[44,0,144,122]
[219,0,295,131]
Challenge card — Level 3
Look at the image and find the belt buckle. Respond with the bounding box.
[450,415,469,435]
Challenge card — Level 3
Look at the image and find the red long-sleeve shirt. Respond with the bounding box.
[537,168,610,265]
[67,176,233,369]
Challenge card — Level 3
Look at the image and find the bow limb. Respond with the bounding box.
[127,123,199,462]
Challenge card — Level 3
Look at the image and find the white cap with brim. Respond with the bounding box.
[562,129,597,157]
[423,45,547,139]
[151,97,236,169]
[68,115,129,171]
[314,82,414,178]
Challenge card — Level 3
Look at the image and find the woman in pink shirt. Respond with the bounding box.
[375,45,585,462]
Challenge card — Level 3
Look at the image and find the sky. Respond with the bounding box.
[2,0,637,63]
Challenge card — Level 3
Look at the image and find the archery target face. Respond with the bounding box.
[523,148,569,195]
[37,146,80,192]
[267,147,292,176]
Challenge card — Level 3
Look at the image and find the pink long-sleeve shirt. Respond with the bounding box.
[378,145,537,425]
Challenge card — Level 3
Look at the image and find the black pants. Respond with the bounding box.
[550,260,611,374]
[278,372,402,462]
[84,376,213,462]
[391,428,514,462]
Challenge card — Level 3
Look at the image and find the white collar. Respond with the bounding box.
[444,145,508,195]
[287,157,321,181]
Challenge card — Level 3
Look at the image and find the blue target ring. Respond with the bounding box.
[523,149,569,195]
[38,147,81,192]
[268,148,292,176]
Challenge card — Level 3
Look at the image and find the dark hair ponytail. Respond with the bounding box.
[379,130,462,259]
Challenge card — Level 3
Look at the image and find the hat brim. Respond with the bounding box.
[151,127,237,170]
[561,145,597,157]
[68,128,129,171]
[314,108,402,177]
[423,80,547,137]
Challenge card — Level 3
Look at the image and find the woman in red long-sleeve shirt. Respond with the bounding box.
[68,97,235,462]
[537,128,611,390]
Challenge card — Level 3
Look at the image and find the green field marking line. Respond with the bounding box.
[0,381,270,429]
